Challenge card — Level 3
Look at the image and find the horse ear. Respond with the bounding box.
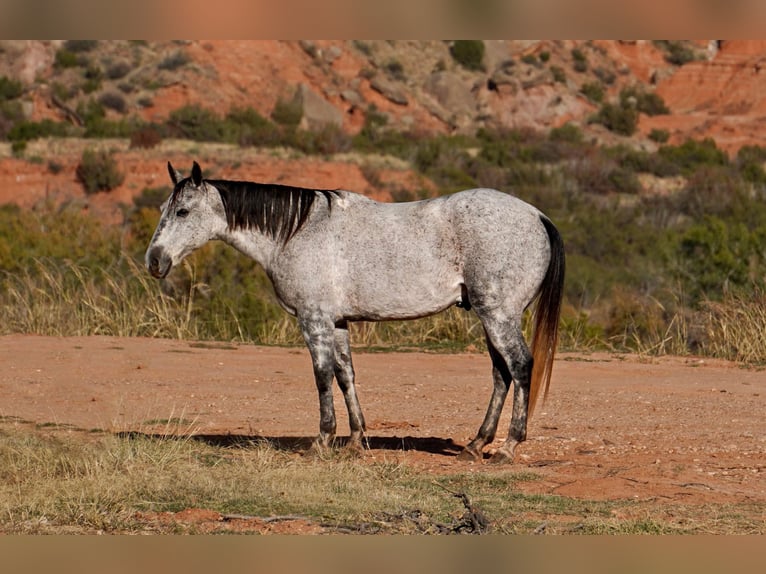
[191,161,203,186]
[167,162,182,185]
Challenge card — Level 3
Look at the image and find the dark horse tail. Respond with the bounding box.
[528,215,565,420]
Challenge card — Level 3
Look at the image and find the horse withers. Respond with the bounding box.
[146,161,565,463]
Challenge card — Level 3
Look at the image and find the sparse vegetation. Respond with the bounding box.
[0,42,765,364]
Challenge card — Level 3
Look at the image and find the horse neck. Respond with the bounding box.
[221,226,281,272]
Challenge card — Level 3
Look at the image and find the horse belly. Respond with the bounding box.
[342,256,462,321]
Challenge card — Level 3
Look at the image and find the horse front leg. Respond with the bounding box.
[333,322,366,452]
[299,314,337,449]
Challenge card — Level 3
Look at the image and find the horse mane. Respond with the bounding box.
[209,180,337,243]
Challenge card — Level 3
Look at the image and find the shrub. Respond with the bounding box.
[549,122,584,144]
[54,49,78,69]
[620,86,670,116]
[270,97,303,128]
[449,40,485,71]
[654,40,698,66]
[736,145,766,184]
[11,140,26,156]
[593,67,616,85]
[76,149,125,194]
[7,119,70,142]
[158,50,191,71]
[649,128,670,143]
[106,61,132,80]
[550,66,566,83]
[383,59,406,81]
[521,54,539,66]
[129,125,163,149]
[292,124,352,155]
[63,40,98,53]
[580,81,604,103]
[658,138,728,175]
[0,76,23,101]
[167,105,226,141]
[571,48,588,73]
[677,216,764,299]
[225,106,283,147]
[591,102,638,136]
[98,91,128,114]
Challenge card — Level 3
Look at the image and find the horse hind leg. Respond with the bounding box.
[333,323,366,453]
[457,340,511,461]
[461,315,533,463]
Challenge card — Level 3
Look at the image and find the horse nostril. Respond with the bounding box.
[149,256,159,270]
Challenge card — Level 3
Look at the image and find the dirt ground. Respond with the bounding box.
[1,334,764,529]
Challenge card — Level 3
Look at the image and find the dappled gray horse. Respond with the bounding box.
[146,162,565,463]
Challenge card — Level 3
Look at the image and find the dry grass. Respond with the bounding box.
[4,254,766,364]
[700,290,766,363]
[0,257,200,340]
[0,421,761,534]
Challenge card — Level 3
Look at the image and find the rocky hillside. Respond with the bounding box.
[1,39,766,220]
[5,39,765,148]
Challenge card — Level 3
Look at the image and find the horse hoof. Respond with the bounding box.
[457,447,482,462]
[488,449,514,464]
[343,441,365,458]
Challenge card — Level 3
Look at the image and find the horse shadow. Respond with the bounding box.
[117,431,465,457]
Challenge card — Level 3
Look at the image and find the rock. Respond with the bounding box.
[369,76,409,106]
[295,83,343,130]
[423,71,475,116]
[340,89,363,106]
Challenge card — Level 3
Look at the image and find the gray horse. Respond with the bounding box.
[146,161,565,463]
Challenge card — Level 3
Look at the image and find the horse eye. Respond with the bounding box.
[175,208,189,218]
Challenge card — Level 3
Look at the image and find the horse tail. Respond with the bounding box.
[528,215,565,420]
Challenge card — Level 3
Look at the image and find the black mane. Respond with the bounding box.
[210,180,337,243]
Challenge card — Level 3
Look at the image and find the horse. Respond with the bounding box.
[146,161,565,463]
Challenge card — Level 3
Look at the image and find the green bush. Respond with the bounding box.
[620,86,670,116]
[649,128,670,143]
[7,119,70,142]
[677,216,766,299]
[270,97,303,127]
[54,49,79,69]
[225,106,283,147]
[592,102,638,136]
[658,138,728,175]
[550,66,566,83]
[580,81,604,103]
[571,48,588,73]
[75,149,125,194]
[654,40,698,66]
[549,123,584,144]
[0,76,23,101]
[167,105,227,141]
[449,40,485,71]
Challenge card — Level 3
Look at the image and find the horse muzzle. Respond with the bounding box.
[146,247,172,279]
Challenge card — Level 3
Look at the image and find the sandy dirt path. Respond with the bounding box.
[1,334,764,505]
